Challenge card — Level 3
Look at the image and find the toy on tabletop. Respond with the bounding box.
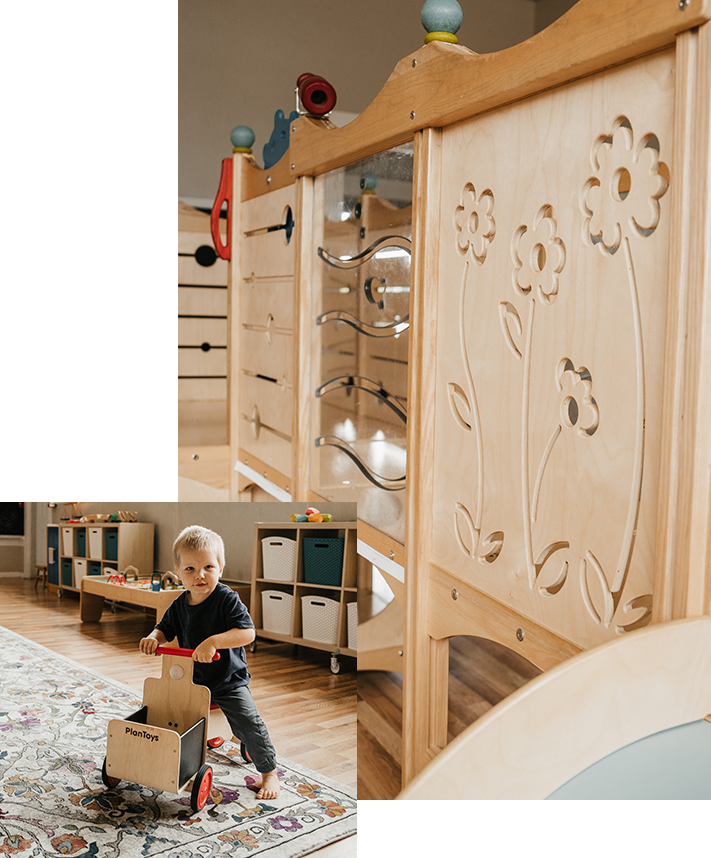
[61,503,81,521]
[107,573,126,585]
[161,571,182,590]
[290,507,333,523]
[102,646,224,813]
[151,571,162,592]
[420,0,463,44]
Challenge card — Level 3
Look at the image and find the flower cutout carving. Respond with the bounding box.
[582,117,669,254]
[556,358,599,436]
[512,205,566,304]
[454,183,495,264]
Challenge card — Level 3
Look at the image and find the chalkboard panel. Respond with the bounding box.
[0,503,24,536]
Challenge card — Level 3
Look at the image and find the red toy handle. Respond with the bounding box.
[211,157,233,261]
[297,72,337,116]
[156,646,220,661]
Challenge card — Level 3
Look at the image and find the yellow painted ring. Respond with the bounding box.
[232,146,253,153]
[424,31,459,44]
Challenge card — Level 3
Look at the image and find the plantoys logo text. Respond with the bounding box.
[125,726,159,742]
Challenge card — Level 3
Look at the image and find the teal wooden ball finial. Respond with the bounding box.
[230,125,255,153]
[421,0,463,44]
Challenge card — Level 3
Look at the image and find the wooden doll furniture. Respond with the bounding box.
[212,0,711,792]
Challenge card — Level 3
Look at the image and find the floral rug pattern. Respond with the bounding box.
[0,626,356,857]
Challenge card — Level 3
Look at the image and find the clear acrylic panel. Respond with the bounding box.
[310,142,413,543]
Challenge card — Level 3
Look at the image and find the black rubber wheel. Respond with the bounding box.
[240,741,252,763]
[191,764,213,812]
[101,758,121,788]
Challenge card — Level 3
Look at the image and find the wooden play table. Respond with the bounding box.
[80,576,184,624]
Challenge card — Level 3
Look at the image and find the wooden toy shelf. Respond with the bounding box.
[250,521,357,673]
[46,522,155,597]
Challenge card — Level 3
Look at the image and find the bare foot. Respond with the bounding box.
[256,769,280,800]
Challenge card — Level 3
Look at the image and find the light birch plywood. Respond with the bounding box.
[399,616,711,799]
[179,286,228,317]
[430,50,675,652]
[178,255,228,287]
[179,317,227,348]
[178,348,227,378]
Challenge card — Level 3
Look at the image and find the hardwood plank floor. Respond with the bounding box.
[0,577,356,855]
[358,633,541,800]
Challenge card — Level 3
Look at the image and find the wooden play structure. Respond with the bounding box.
[205,0,711,795]
[103,646,223,812]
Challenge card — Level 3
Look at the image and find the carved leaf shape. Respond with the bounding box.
[454,502,477,559]
[448,382,472,431]
[478,531,504,564]
[499,302,523,360]
[580,551,615,627]
[615,593,653,634]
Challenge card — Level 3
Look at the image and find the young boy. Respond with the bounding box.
[139,525,280,800]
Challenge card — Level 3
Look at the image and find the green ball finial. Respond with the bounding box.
[230,125,255,153]
[360,172,377,193]
[421,0,463,44]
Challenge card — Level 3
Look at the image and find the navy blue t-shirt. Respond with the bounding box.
[155,582,254,694]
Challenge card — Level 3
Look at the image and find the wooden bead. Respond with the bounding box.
[230,125,255,153]
[420,0,462,43]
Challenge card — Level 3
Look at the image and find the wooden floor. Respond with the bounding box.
[0,577,356,858]
[357,633,542,800]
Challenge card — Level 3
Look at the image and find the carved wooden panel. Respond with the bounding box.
[432,50,674,650]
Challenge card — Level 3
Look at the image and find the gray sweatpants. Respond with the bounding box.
[211,685,277,774]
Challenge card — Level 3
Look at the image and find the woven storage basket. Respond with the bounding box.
[262,590,293,634]
[301,595,340,645]
[261,536,297,581]
[347,602,357,650]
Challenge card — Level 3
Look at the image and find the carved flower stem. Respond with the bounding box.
[613,236,645,596]
[459,260,484,551]
[522,298,537,588]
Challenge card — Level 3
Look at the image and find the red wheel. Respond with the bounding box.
[240,742,252,763]
[191,764,212,812]
[101,758,121,789]
[207,737,224,749]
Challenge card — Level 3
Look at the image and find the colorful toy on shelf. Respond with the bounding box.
[289,507,333,523]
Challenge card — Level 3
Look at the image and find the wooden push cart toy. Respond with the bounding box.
[101,645,239,813]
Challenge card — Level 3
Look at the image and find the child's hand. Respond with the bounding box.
[193,640,217,663]
[139,636,159,655]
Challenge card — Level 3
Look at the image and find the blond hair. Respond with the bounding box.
[173,525,225,569]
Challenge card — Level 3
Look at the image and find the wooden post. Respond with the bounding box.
[403,126,446,785]
[228,154,246,500]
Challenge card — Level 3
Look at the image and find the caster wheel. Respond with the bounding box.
[240,742,252,763]
[207,737,224,749]
[249,640,257,654]
[330,657,341,675]
[101,758,121,789]
[191,764,213,812]
[57,590,63,599]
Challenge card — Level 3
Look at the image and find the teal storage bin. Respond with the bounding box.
[76,528,86,557]
[105,529,118,561]
[88,561,102,576]
[61,559,73,586]
[303,536,344,586]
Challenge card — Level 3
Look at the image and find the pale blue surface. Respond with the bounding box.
[420,0,462,35]
[230,125,255,149]
[547,720,711,799]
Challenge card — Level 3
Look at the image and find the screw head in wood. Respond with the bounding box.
[452,589,458,600]
[516,628,525,641]
[266,176,271,185]
[398,650,403,656]
[389,550,395,560]
[410,111,416,120]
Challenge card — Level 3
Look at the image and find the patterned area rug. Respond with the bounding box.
[0,626,356,857]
